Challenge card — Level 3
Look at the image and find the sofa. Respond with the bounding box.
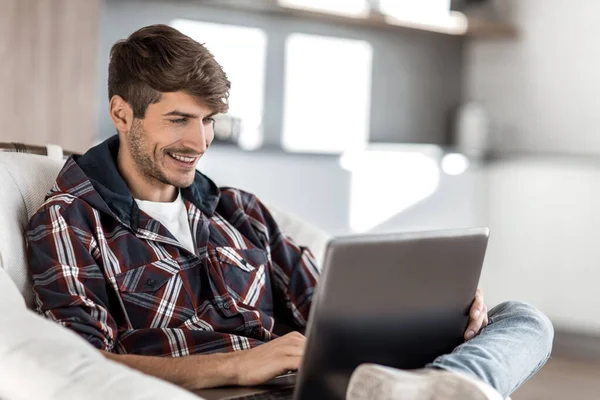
[0,148,331,400]
[0,147,512,400]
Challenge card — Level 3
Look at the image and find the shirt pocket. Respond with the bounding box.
[114,259,194,329]
[216,246,268,306]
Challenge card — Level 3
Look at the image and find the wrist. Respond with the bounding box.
[213,351,243,387]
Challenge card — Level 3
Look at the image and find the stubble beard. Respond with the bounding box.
[128,119,185,189]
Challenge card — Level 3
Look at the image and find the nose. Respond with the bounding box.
[197,123,209,152]
[182,120,209,153]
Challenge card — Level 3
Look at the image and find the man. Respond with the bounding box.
[27,25,552,400]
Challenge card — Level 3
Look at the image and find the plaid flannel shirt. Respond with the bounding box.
[26,136,320,357]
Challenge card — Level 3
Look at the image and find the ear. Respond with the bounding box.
[109,95,134,134]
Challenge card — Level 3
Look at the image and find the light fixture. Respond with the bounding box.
[441,153,470,175]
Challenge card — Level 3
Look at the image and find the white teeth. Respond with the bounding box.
[170,153,196,163]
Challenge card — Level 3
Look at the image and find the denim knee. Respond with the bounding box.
[491,300,554,357]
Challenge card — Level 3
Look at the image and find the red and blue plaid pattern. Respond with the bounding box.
[26,138,320,357]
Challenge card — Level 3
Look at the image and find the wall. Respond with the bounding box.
[465,0,600,155]
[482,157,600,334]
[98,0,464,145]
[0,0,100,152]
[465,0,600,333]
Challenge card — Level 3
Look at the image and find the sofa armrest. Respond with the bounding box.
[267,204,332,269]
[0,270,200,400]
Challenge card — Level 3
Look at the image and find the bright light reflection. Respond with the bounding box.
[282,33,372,154]
[343,150,440,233]
[279,0,369,17]
[380,0,451,21]
[441,153,470,175]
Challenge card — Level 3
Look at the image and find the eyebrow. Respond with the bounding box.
[163,110,217,119]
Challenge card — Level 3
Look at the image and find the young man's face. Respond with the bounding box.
[126,91,216,189]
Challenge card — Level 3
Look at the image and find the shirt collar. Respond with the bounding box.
[72,135,220,229]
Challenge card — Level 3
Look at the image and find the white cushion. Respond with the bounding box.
[45,144,64,160]
[0,153,64,308]
[0,268,25,312]
[267,204,330,268]
[0,285,200,400]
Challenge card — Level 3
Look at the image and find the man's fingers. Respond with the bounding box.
[284,331,306,340]
[281,337,306,349]
[280,332,306,346]
[465,303,488,340]
[482,305,489,327]
[284,355,303,371]
[282,344,306,358]
[274,333,306,358]
[470,292,485,319]
[464,317,483,340]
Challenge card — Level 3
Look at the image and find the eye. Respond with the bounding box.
[203,117,215,124]
[170,118,187,124]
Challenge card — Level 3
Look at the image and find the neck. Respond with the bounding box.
[117,145,177,203]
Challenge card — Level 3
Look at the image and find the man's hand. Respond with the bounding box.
[232,331,306,386]
[101,331,306,391]
[464,288,488,341]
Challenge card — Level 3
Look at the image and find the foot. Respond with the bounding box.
[346,364,504,400]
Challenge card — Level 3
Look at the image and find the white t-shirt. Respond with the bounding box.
[135,191,196,255]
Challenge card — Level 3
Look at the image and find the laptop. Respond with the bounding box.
[195,228,489,400]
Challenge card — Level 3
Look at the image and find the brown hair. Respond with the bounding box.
[108,24,230,118]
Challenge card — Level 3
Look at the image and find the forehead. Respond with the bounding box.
[150,91,213,115]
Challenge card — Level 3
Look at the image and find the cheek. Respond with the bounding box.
[148,128,176,158]
[206,125,215,145]
[154,144,164,162]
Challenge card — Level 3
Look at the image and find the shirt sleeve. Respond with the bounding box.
[27,203,118,351]
[238,192,321,330]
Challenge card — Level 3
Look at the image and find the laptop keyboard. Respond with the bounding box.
[224,387,294,400]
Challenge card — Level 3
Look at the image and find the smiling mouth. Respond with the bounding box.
[167,152,200,166]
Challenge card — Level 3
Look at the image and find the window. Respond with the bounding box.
[279,0,369,17]
[282,33,373,154]
[171,20,267,150]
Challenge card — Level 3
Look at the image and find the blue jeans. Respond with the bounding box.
[428,301,554,398]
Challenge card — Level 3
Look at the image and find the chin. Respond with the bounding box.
[170,174,196,189]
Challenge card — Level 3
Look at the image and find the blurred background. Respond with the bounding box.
[1,0,600,398]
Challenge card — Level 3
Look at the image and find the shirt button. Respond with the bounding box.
[146,278,157,288]
[223,302,231,309]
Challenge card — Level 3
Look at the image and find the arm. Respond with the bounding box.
[28,202,305,389]
[100,331,305,390]
[100,350,236,390]
[235,191,321,330]
[27,203,118,350]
